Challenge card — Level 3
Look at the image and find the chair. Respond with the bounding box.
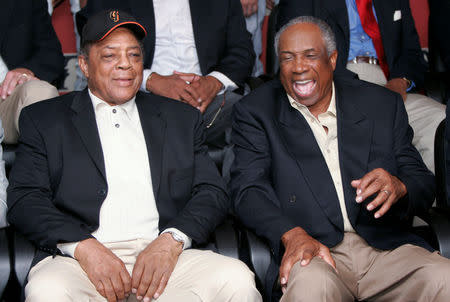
[0,227,10,300]
[430,119,450,258]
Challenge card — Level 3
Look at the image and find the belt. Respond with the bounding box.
[349,56,379,65]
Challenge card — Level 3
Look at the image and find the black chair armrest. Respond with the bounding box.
[241,229,271,288]
[13,231,35,288]
[213,219,239,260]
[0,227,10,299]
[428,207,450,259]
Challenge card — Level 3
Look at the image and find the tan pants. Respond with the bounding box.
[281,232,450,302]
[346,62,445,173]
[26,239,261,302]
[0,80,58,144]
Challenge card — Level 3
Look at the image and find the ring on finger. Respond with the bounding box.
[382,190,390,197]
[185,80,190,85]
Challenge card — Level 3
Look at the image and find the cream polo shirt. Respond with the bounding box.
[287,83,355,232]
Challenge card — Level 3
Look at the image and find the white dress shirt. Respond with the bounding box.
[0,56,9,83]
[141,0,237,94]
[57,90,191,257]
[287,83,355,232]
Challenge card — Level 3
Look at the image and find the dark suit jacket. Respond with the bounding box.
[0,0,64,83]
[231,77,435,297]
[277,0,427,87]
[78,0,255,88]
[7,89,229,267]
[430,0,450,72]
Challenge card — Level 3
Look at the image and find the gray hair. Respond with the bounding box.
[274,16,337,57]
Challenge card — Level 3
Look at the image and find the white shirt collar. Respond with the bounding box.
[88,89,137,119]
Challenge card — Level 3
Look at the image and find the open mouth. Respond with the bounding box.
[293,80,316,98]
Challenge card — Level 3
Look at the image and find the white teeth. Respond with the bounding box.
[295,80,313,84]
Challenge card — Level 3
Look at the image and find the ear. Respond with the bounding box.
[329,50,338,71]
[78,55,89,79]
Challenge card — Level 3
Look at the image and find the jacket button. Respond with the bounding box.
[98,189,107,196]
[289,195,296,203]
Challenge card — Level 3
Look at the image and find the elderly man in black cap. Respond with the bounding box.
[7,10,261,302]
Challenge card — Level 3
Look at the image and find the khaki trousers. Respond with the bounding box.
[281,232,450,302]
[26,239,261,302]
[346,62,445,173]
[0,80,58,144]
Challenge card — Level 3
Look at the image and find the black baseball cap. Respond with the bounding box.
[81,9,147,48]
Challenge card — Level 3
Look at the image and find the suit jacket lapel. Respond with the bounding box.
[335,83,373,226]
[277,92,344,231]
[135,93,166,197]
[372,0,393,68]
[70,89,106,180]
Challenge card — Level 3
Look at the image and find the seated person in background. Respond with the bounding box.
[241,0,266,76]
[0,0,64,144]
[231,16,450,301]
[7,10,261,302]
[0,120,8,228]
[78,0,255,153]
[277,0,445,173]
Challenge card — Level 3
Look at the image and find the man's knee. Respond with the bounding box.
[26,270,73,302]
[414,255,450,298]
[16,80,59,108]
[214,256,258,293]
[282,258,349,301]
[25,256,101,302]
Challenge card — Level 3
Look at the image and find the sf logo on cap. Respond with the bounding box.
[110,10,119,22]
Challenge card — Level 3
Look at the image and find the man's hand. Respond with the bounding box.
[279,227,336,293]
[174,72,223,113]
[75,238,132,302]
[385,78,408,101]
[0,68,37,100]
[266,0,275,10]
[241,0,258,17]
[131,233,183,301]
[145,72,201,108]
[351,168,407,219]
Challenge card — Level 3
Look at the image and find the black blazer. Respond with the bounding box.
[78,0,255,88]
[0,0,64,83]
[7,90,229,266]
[231,77,435,297]
[277,0,427,87]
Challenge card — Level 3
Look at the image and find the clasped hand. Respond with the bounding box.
[75,233,183,302]
[146,71,223,113]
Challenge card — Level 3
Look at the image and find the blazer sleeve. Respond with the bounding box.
[231,101,297,256]
[17,0,65,83]
[164,110,230,244]
[7,109,93,253]
[211,0,255,87]
[387,0,427,87]
[390,93,435,219]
